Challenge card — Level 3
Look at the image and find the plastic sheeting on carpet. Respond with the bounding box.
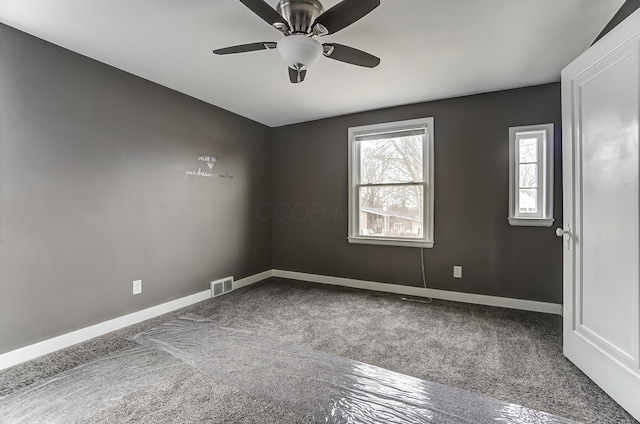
[0,346,186,423]
[0,314,581,423]
[133,314,579,424]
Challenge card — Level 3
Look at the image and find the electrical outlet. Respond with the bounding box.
[453,266,463,279]
[133,280,142,295]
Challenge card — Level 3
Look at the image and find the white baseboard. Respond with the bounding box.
[0,289,211,371]
[0,270,274,371]
[234,270,273,289]
[272,270,563,315]
[0,268,560,371]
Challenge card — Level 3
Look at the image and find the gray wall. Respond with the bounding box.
[271,84,563,304]
[0,24,272,354]
[0,20,566,355]
[593,0,640,45]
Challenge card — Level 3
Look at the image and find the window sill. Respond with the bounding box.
[508,217,554,227]
[347,237,434,248]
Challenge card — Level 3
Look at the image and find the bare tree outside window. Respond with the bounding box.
[518,137,538,214]
[349,117,434,248]
[358,135,424,238]
[508,124,553,227]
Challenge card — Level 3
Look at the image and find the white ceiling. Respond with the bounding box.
[0,0,625,127]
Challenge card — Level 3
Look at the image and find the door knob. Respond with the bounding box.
[556,224,572,250]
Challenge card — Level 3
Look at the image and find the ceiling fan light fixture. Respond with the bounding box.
[277,35,322,70]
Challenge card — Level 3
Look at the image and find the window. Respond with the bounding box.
[508,124,554,227]
[348,117,434,248]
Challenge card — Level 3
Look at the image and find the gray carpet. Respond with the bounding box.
[0,278,637,423]
[0,315,577,424]
[87,369,313,424]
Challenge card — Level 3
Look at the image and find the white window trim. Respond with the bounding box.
[348,117,435,248]
[508,123,554,227]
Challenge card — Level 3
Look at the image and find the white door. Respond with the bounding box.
[561,9,640,421]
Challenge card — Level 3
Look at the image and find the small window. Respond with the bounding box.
[508,124,554,227]
[348,117,434,248]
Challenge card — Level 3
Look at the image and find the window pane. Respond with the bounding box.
[519,189,538,214]
[359,185,424,239]
[519,137,538,163]
[360,135,423,184]
[519,164,538,188]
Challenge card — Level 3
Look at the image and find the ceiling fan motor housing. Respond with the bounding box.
[276,0,324,34]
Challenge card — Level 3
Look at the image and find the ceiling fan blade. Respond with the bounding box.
[288,67,307,83]
[323,43,380,68]
[313,0,379,35]
[213,42,277,55]
[238,0,290,32]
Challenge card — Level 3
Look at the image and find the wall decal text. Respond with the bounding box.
[185,154,233,180]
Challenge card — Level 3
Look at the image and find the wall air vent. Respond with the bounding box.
[210,276,234,298]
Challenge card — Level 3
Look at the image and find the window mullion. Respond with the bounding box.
[360,182,424,188]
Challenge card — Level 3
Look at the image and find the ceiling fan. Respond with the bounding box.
[213,0,381,83]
